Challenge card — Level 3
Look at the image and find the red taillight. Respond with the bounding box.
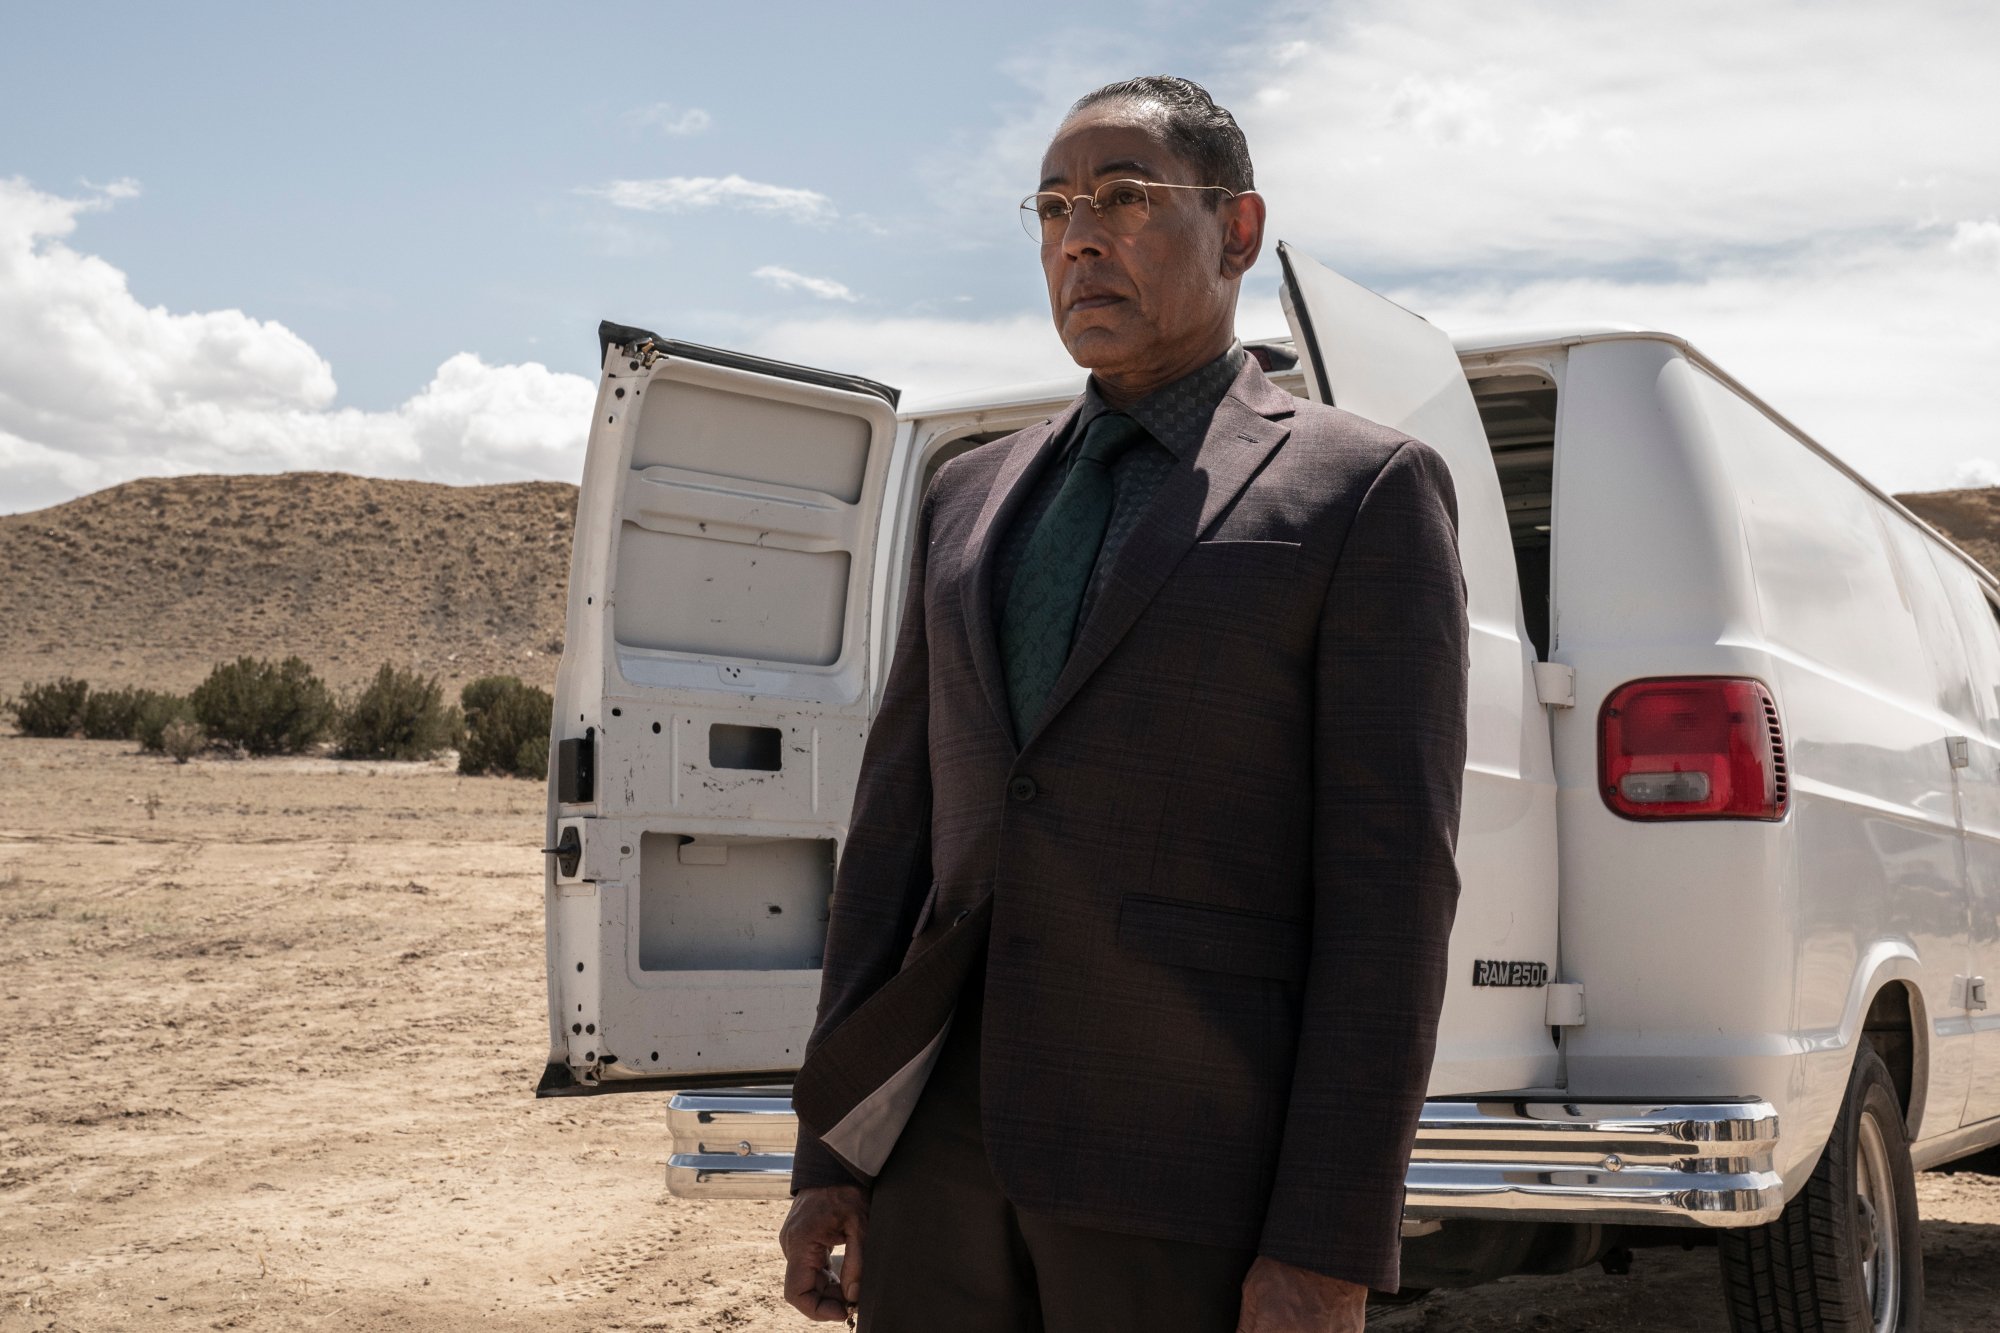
[1599,677,1788,820]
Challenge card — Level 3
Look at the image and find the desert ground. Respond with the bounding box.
[5,738,2000,1333]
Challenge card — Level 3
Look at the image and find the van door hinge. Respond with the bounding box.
[1546,983,1586,1026]
[1533,662,1576,708]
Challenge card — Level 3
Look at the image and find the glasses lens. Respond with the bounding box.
[1022,194,1068,243]
[1093,180,1151,235]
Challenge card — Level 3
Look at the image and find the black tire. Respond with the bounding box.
[1718,1043,1924,1332]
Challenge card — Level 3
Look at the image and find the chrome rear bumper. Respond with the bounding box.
[666,1089,802,1199]
[666,1090,1784,1226]
[1405,1099,1784,1225]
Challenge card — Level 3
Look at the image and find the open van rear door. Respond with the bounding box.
[538,324,903,1096]
[1278,245,1563,1094]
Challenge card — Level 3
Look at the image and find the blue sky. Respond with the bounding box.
[0,2,1083,405]
[2,0,1995,511]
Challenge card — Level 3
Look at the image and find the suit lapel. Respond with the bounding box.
[960,403,1079,748]
[1020,368,1295,749]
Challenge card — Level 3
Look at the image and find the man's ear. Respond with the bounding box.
[1219,192,1266,280]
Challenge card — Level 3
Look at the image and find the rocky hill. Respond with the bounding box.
[0,473,575,698]
[3,472,1998,706]
[1897,488,2000,577]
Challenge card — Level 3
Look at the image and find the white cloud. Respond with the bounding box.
[748,312,1078,405]
[910,4,1994,495]
[79,176,142,201]
[0,177,594,514]
[1951,458,2000,490]
[1382,74,1501,150]
[583,174,835,223]
[631,103,711,137]
[752,265,859,303]
[1223,229,2000,496]
[1951,219,2000,267]
[1222,0,2000,273]
[1375,225,2000,493]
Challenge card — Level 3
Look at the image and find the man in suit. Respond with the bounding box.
[778,75,1469,1333]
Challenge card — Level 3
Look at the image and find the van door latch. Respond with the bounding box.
[545,825,583,879]
[1971,977,1990,1011]
[1532,662,1576,709]
[1947,735,1971,769]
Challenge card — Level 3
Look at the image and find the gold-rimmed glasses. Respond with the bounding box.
[1018,178,1253,244]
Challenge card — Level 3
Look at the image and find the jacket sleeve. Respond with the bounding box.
[1257,439,1470,1291]
[791,479,941,1193]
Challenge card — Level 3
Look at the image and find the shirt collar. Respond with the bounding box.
[1073,341,1248,461]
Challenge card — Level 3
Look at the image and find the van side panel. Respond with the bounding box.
[1551,340,1983,1186]
[1550,342,1802,1174]
[1699,372,1974,1153]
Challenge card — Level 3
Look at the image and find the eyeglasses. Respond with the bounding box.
[1018,178,1253,245]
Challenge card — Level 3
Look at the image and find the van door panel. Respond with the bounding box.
[1277,244,1561,1095]
[542,330,901,1095]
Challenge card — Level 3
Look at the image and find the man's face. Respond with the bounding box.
[1036,100,1257,383]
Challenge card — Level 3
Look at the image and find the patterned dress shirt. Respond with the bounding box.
[992,341,1249,632]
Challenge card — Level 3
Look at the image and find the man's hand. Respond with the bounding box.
[778,1184,869,1321]
[1236,1256,1368,1333]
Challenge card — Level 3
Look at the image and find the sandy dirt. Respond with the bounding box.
[3,737,1999,1332]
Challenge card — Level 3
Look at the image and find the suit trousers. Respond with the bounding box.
[859,965,1258,1333]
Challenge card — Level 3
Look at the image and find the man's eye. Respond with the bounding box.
[1035,199,1070,221]
[1103,185,1147,207]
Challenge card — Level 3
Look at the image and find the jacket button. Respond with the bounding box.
[1008,776,1038,802]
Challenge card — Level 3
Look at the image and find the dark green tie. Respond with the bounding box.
[999,411,1146,744]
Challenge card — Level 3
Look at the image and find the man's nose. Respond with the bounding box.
[1058,201,1112,259]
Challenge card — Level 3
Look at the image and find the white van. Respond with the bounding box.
[537,244,2000,1331]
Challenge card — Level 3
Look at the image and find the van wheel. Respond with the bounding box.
[1717,1043,1923,1332]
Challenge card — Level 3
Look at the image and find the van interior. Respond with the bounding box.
[1471,373,1558,661]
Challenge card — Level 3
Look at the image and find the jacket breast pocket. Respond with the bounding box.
[1173,539,1300,580]
[1117,894,1307,983]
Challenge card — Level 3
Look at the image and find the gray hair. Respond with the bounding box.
[1067,75,1255,202]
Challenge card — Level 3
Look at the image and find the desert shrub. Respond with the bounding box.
[161,717,207,764]
[81,686,168,741]
[459,675,553,778]
[8,677,89,738]
[337,665,460,761]
[135,694,198,752]
[190,656,336,755]
[515,733,550,781]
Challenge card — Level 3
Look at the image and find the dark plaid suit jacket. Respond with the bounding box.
[790,356,1469,1293]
